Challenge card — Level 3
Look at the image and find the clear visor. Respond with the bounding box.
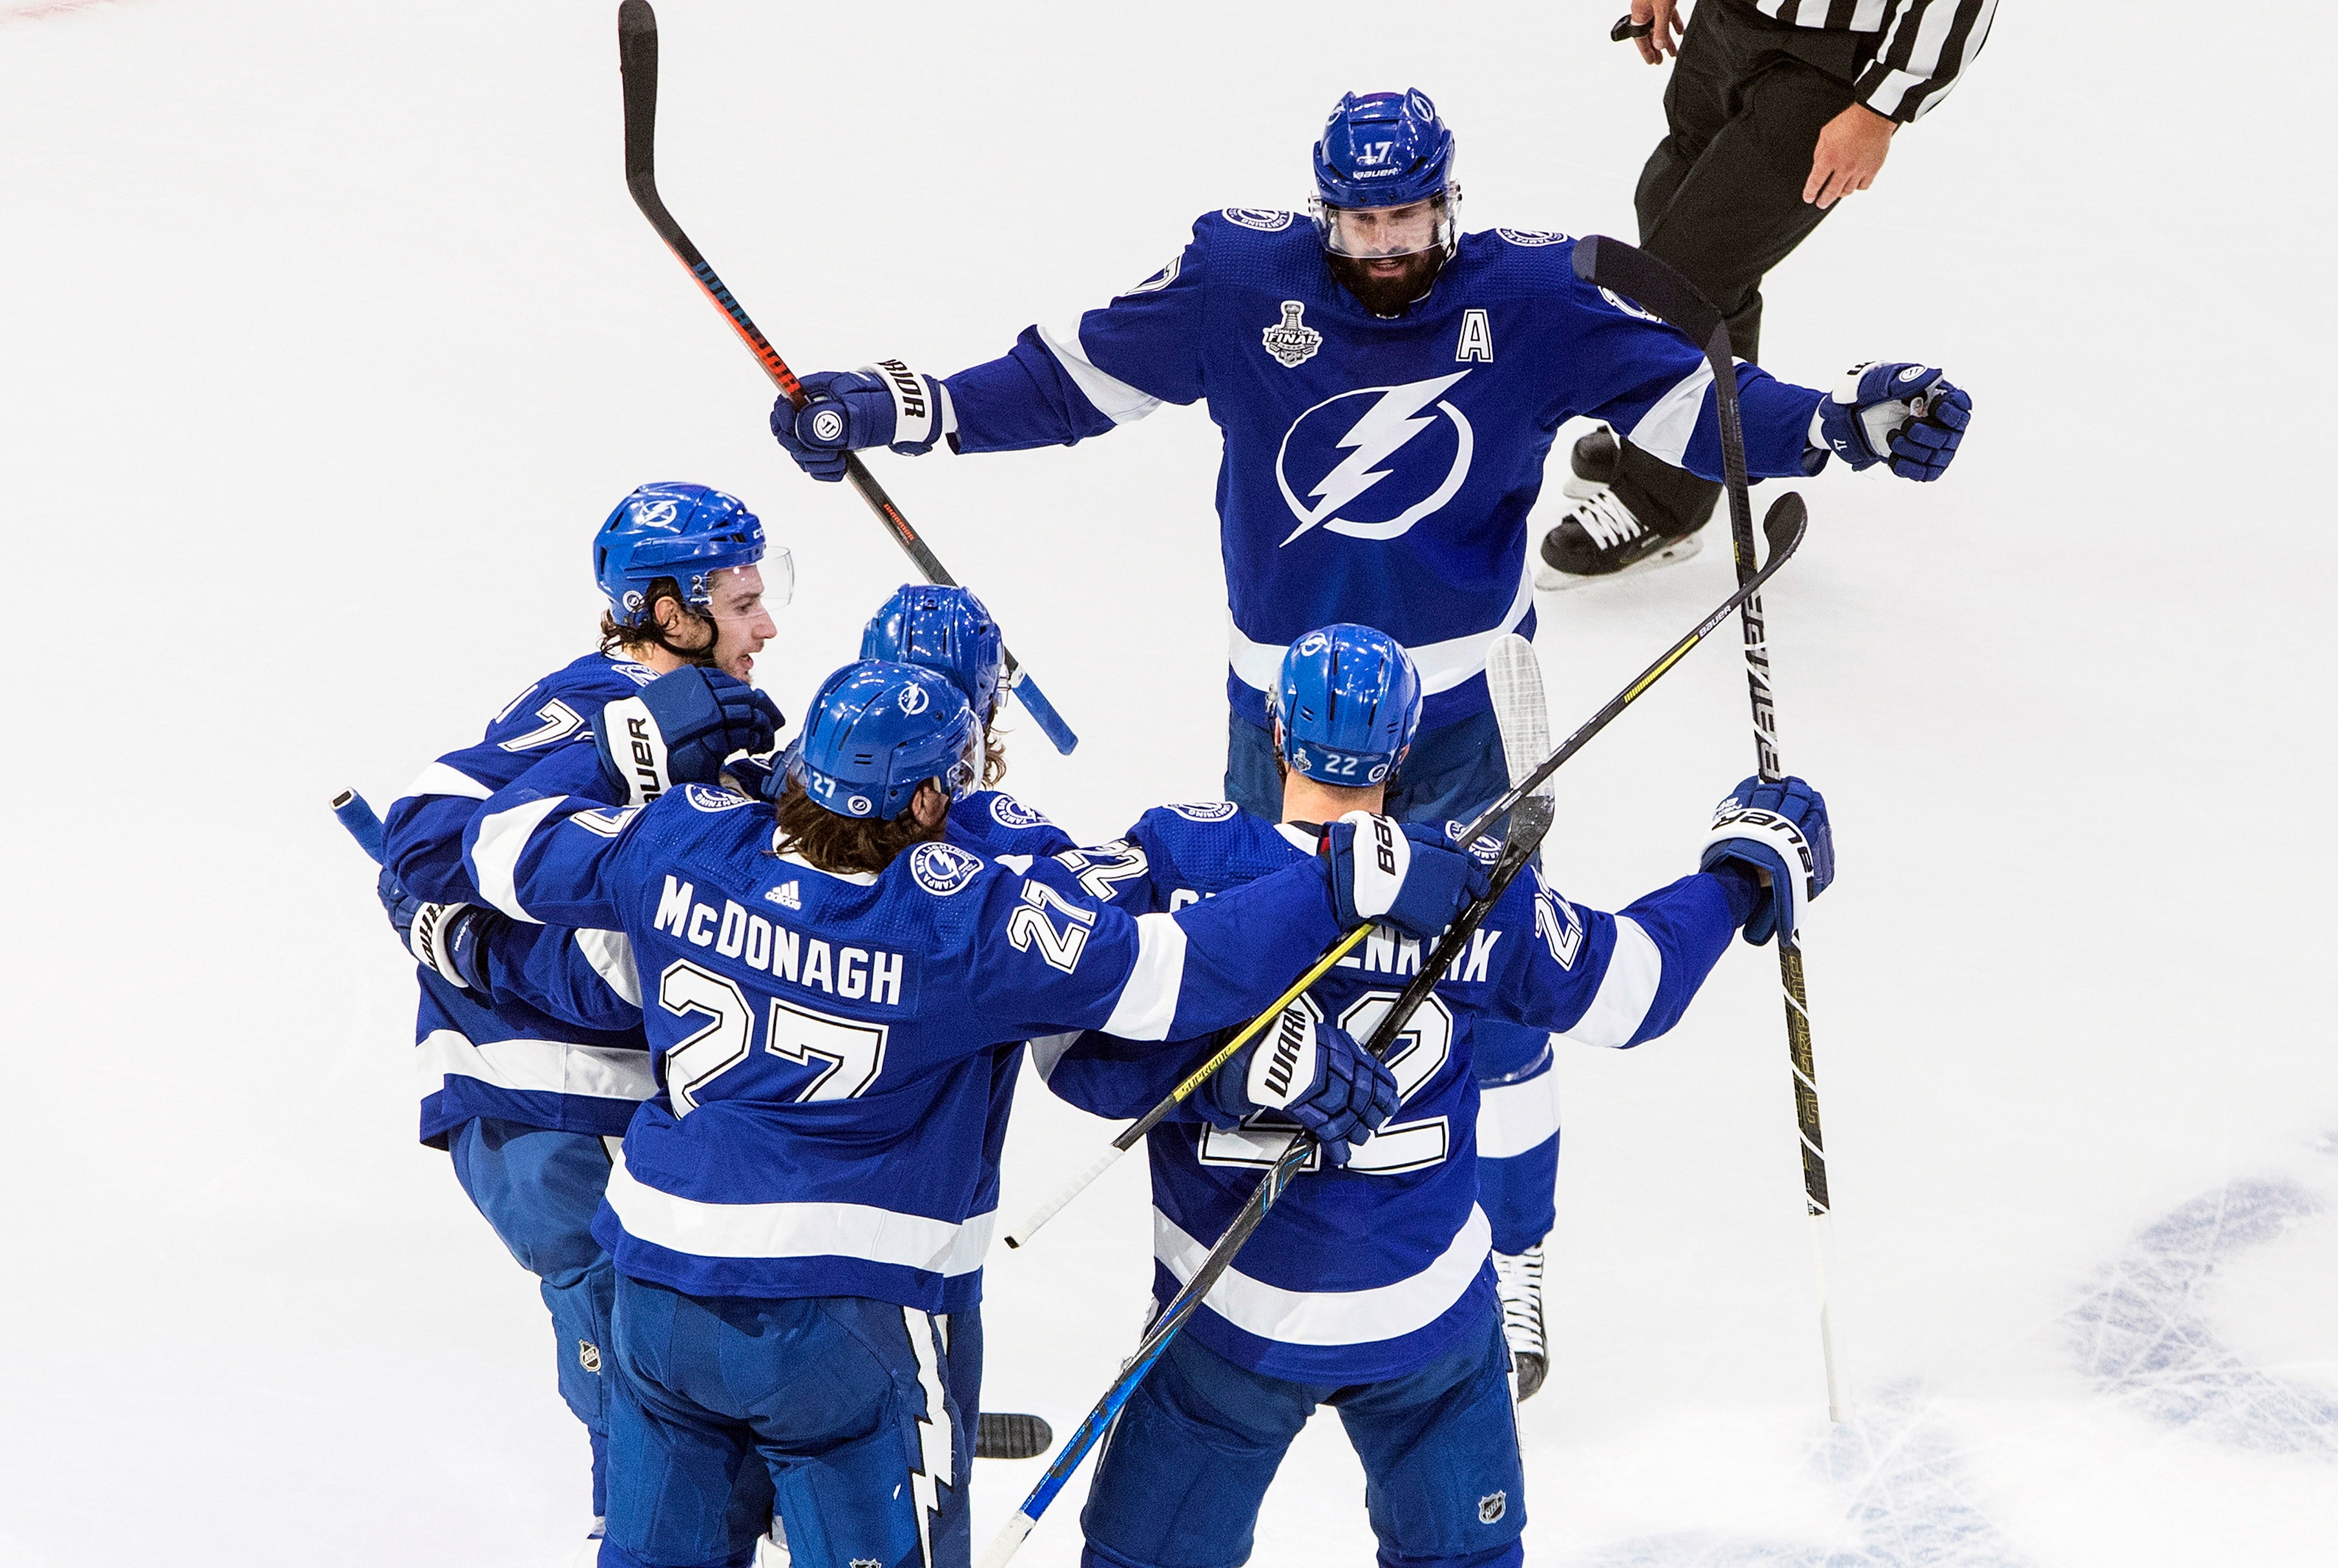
[1310,189,1459,259]
[698,547,794,622]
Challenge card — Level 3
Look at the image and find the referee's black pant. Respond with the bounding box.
[1612,0,1878,537]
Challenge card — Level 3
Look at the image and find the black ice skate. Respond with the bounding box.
[1534,428,1704,591]
[1494,1243,1548,1401]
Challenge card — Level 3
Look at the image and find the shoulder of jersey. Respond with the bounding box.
[1458,226,1584,293]
[1191,207,1316,254]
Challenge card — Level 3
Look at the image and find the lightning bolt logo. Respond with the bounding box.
[902,1307,954,1568]
[1275,372,1476,546]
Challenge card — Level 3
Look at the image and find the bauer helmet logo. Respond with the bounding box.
[810,408,845,443]
[897,682,929,715]
[1262,300,1324,369]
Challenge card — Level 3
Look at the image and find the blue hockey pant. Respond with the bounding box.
[1079,1308,1526,1568]
[449,1116,618,1516]
[1227,706,1561,1257]
[600,1277,970,1568]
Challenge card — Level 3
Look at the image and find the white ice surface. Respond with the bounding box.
[3,1,2334,1563]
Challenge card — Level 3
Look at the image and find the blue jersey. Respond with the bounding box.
[1039,804,1740,1383]
[944,215,1825,729]
[459,780,1361,1314]
[382,651,659,1145]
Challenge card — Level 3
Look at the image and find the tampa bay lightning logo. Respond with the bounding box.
[897,682,929,715]
[909,840,984,896]
[1496,227,1569,247]
[988,793,1054,831]
[682,784,753,813]
[1598,286,1664,324]
[633,497,680,527]
[1167,801,1238,822]
[1275,372,1476,545]
[1222,207,1295,231]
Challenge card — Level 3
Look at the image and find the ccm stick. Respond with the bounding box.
[1571,234,1847,1421]
[1005,496,1808,1248]
[614,0,1077,755]
[981,795,1556,1568]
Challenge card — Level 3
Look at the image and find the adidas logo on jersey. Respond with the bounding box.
[766,880,802,910]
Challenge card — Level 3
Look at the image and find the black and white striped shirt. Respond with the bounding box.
[1747,0,1998,122]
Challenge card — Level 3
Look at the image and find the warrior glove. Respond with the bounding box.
[1195,1007,1401,1168]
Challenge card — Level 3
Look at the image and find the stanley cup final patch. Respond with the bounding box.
[1262,300,1323,368]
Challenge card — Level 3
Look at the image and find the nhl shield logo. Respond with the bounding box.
[1262,301,1323,368]
[578,1340,602,1374]
[1477,1490,1507,1524]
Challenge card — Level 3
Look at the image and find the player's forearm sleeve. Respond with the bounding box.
[1149,859,1343,1041]
[461,788,629,930]
[384,789,488,904]
[1614,361,1822,484]
[1034,1028,1202,1119]
[476,920,646,1033]
[945,328,1124,452]
[1496,871,1738,1048]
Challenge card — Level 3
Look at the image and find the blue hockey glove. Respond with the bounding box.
[592,667,784,804]
[377,867,499,990]
[1322,813,1492,939]
[1814,362,1971,481]
[1195,1006,1401,1168]
[770,361,951,483]
[1698,775,1835,946]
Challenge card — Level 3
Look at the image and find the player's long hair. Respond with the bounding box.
[770,774,946,876]
[598,576,718,665]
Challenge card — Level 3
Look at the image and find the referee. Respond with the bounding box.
[1538,0,1997,586]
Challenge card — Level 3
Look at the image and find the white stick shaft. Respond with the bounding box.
[976,1511,1038,1568]
[1809,1209,1850,1423]
[1005,1145,1123,1249]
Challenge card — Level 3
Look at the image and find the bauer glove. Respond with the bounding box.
[1194,1006,1401,1168]
[1698,775,1834,946]
[378,867,501,990]
[771,362,952,482]
[1322,813,1491,939]
[1812,361,1971,481]
[593,667,784,805]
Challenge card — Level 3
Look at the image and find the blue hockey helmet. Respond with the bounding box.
[792,660,979,821]
[1310,90,1459,258]
[1274,624,1424,787]
[594,483,773,627]
[859,584,1005,726]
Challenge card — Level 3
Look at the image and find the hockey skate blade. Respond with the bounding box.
[1534,531,1702,593]
[977,1411,1053,1460]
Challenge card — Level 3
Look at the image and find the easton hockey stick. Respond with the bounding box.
[1005,496,1807,1247]
[614,0,1077,755]
[980,797,1556,1568]
[1571,233,1845,1420]
[330,788,386,863]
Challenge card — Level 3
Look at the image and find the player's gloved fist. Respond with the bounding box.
[1195,1007,1401,1168]
[1322,813,1492,939]
[377,867,500,990]
[1698,775,1835,946]
[1813,362,1972,481]
[593,667,785,805]
[769,361,950,482]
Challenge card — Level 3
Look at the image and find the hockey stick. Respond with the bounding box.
[1004,496,1806,1246]
[979,797,1556,1567]
[331,788,385,863]
[613,1,1078,756]
[1571,234,1845,1421]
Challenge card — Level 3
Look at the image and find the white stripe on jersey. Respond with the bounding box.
[1038,320,1163,426]
[571,928,643,1007]
[1476,1060,1562,1158]
[417,1028,657,1105]
[1156,1202,1491,1346]
[1556,915,1663,1049]
[1100,912,1191,1041]
[470,793,570,923]
[1226,560,1536,698]
[1626,359,1725,470]
[401,759,494,802]
[605,1147,999,1275]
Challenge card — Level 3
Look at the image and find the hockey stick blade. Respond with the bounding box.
[1005,513,1802,1249]
[331,788,385,864]
[982,805,1556,1565]
[1485,633,1553,802]
[614,1,1078,753]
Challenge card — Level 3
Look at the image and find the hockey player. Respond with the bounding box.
[1035,624,1834,1568]
[378,482,784,1556]
[456,657,1479,1568]
[762,87,1957,1394]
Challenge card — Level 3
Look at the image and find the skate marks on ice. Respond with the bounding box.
[1580,1385,2031,1568]
[2063,1157,2338,1458]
